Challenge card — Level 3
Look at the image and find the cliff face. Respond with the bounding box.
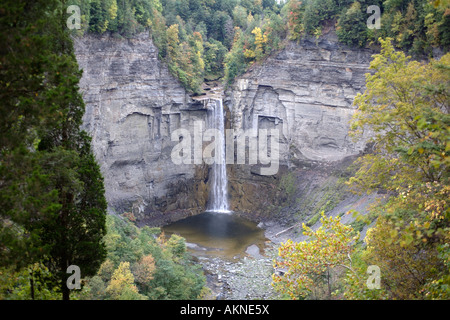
[225,35,374,215]
[226,36,373,165]
[75,32,374,223]
[75,33,209,221]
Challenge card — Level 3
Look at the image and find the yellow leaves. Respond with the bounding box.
[243,49,256,59]
[196,51,205,71]
[252,27,268,47]
[99,20,109,33]
[106,261,138,299]
[349,37,449,199]
[401,232,414,247]
[107,0,118,21]
[273,213,358,299]
[244,27,270,62]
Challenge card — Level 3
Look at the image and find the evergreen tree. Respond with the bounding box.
[37,4,107,300]
[1,0,107,300]
[0,0,64,271]
[336,2,368,47]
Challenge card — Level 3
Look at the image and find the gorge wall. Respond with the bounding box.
[75,31,375,225]
[75,32,210,223]
[225,34,375,219]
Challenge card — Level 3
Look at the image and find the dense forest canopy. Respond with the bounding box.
[71,0,450,91]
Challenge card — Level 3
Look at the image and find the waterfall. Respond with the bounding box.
[207,98,230,214]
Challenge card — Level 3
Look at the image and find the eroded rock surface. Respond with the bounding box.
[75,32,374,223]
[75,33,209,219]
[225,35,374,215]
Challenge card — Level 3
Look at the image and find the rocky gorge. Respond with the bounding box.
[225,32,377,221]
[75,32,210,224]
[74,30,385,299]
[75,30,377,223]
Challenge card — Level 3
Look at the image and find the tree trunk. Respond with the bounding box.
[62,286,70,300]
[62,270,70,301]
[327,267,332,299]
[29,271,35,300]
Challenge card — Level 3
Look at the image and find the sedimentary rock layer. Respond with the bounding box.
[75,32,208,218]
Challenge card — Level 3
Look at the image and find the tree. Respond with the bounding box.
[2,0,107,300]
[166,25,182,72]
[286,0,304,40]
[224,27,246,83]
[35,3,108,297]
[364,215,442,299]
[347,38,450,299]
[0,1,66,271]
[190,32,206,87]
[106,261,146,300]
[350,38,449,188]
[88,214,206,300]
[302,0,338,35]
[272,213,359,299]
[1,0,108,300]
[132,254,156,289]
[336,2,368,47]
[233,5,248,29]
[204,39,228,75]
[89,0,108,33]
[252,27,268,60]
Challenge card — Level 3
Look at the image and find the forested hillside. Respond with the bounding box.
[72,0,450,91]
[83,213,207,300]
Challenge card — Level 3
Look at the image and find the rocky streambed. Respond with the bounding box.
[188,218,304,300]
[198,242,281,300]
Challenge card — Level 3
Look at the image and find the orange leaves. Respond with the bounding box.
[133,254,156,285]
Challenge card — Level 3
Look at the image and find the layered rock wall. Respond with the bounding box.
[74,33,209,220]
[75,32,375,222]
[226,36,373,165]
[225,35,374,214]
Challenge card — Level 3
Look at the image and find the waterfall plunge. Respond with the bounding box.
[207,98,230,214]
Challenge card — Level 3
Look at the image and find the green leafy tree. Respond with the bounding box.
[86,215,206,300]
[233,5,249,29]
[224,27,247,83]
[347,38,450,299]
[1,0,108,300]
[336,2,368,47]
[273,213,359,299]
[350,38,449,188]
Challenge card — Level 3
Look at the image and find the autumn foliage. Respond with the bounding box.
[273,38,449,300]
[272,213,359,299]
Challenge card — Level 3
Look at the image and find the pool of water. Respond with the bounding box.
[162,211,268,260]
